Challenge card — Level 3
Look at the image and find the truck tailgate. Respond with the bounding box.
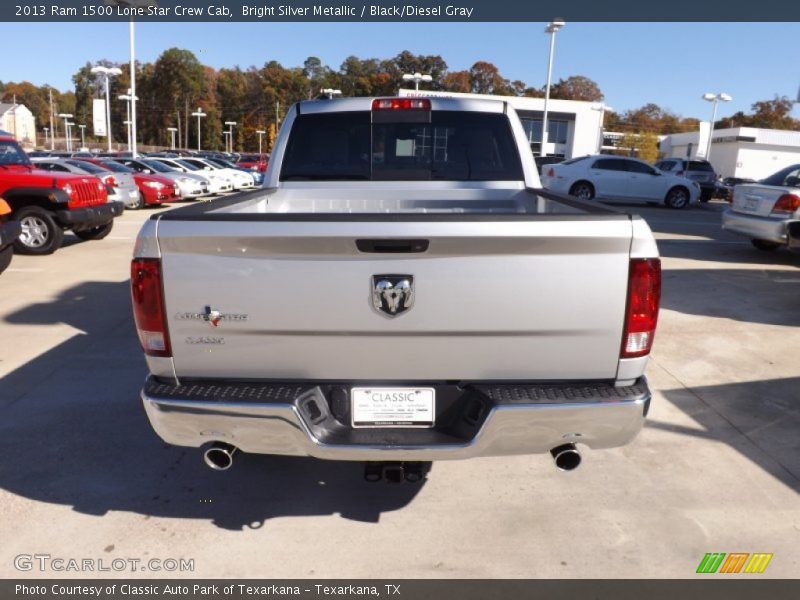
[157,218,633,381]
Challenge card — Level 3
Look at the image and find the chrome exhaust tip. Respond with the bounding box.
[203,442,238,471]
[550,443,581,471]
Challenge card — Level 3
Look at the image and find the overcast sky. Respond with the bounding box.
[3,21,797,119]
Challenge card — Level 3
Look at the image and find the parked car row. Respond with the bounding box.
[539,151,799,254]
[0,136,264,274]
[541,155,703,209]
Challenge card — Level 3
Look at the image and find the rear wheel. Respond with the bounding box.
[751,239,781,252]
[569,181,595,201]
[130,191,146,210]
[73,221,114,241]
[0,245,13,274]
[665,186,690,209]
[13,207,64,255]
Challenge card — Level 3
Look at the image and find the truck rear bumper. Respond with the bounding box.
[141,376,651,461]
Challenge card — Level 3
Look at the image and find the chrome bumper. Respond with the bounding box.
[142,377,651,461]
[722,209,788,244]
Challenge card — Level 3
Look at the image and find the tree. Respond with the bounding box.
[549,75,604,102]
[468,61,513,95]
[441,70,471,93]
[748,96,797,129]
[151,48,205,148]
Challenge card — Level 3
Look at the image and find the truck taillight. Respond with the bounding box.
[372,98,431,110]
[771,194,800,215]
[621,258,661,359]
[131,258,171,357]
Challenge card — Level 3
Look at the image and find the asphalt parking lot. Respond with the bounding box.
[0,198,797,578]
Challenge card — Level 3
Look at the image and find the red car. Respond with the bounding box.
[236,154,269,173]
[81,158,181,208]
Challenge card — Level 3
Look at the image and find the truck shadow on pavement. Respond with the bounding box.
[653,377,800,493]
[0,281,426,531]
[658,267,800,327]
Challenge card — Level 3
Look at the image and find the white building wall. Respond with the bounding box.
[662,127,800,180]
[398,88,604,159]
[735,145,800,180]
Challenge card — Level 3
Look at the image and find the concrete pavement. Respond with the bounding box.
[0,199,797,578]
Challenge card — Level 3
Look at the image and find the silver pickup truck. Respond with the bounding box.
[132,96,661,482]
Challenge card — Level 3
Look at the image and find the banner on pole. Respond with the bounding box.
[93,99,107,137]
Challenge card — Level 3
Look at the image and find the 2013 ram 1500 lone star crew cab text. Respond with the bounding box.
[132,97,661,480]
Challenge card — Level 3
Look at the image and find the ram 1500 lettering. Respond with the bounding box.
[132,97,661,481]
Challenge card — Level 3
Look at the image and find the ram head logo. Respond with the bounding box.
[372,275,414,317]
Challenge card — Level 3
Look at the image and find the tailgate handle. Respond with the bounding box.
[356,239,429,253]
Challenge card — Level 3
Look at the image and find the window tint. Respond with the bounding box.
[656,161,676,171]
[687,161,714,172]
[592,158,628,171]
[760,164,800,186]
[626,161,655,174]
[66,160,106,174]
[280,110,523,182]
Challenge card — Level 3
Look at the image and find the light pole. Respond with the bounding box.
[58,113,73,152]
[43,127,49,149]
[402,72,432,91]
[167,127,177,150]
[541,18,565,158]
[118,89,137,151]
[702,92,732,160]
[321,88,342,99]
[78,124,86,150]
[66,122,76,152]
[90,65,122,152]
[223,131,231,153]
[591,103,613,154]
[191,107,207,151]
[224,121,237,153]
[256,129,266,155]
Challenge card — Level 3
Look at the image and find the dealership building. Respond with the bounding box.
[660,127,800,180]
[398,88,606,159]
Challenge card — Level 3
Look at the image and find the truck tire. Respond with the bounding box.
[13,206,64,255]
[665,186,690,209]
[750,239,781,252]
[569,181,595,200]
[73,221,114,241]
[0,245,12,274]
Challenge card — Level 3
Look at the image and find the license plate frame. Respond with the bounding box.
[351,387,435,428]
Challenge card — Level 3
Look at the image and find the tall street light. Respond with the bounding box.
[702,92,732,160]
[58,113,72,152]
[78,124,86,150]
[43,127,49,149]
[167,127,177,150]
[90,65,122,152]
[191,107,207,151]
[66,121,76,153]
[118,89,137,151]
[321,88,342,99]
[225,121,237,153]
[256,129,266,155]
[402,72,432,91]
[541,18,565,158]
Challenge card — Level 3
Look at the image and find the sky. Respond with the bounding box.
[2,21,798,120]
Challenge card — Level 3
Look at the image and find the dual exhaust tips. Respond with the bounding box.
[202,442,581,472]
